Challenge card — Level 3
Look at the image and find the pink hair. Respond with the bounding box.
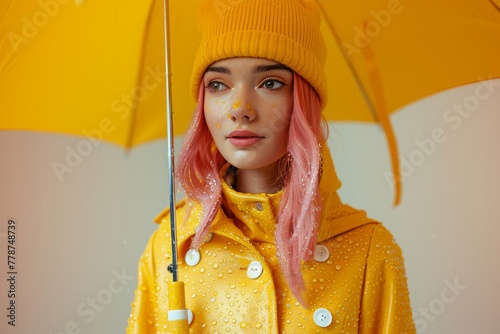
[275,73,326,306]
[176,84,224,248]
[176,74,327,306]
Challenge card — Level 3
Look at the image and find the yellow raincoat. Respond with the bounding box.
[126,149,415,333]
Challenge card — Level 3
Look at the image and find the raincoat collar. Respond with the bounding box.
[154,147,376,250]
[219,164,281,244]
[315,146,376,242]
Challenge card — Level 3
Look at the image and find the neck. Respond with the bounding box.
[234,162,284,194]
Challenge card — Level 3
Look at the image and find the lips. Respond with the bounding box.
[227,130,263,147]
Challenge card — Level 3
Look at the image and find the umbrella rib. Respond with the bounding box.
[315,1,402,205]
[488,0,500,12]
[361,23,402,205]
[315,1,379,122]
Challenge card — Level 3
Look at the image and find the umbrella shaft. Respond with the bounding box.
[163,0,179,282]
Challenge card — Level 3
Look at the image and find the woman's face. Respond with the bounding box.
[203,57,293,171]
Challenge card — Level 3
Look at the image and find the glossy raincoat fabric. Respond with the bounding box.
[126,149,415,333]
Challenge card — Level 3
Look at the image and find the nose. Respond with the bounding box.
[229,88,256,122]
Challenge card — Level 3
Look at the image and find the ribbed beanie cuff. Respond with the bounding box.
[190,0,327,105]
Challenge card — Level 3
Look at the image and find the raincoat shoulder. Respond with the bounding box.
[125,199,195,333]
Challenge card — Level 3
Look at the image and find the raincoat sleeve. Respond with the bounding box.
[126,231,160,334]
[359,224,416,333]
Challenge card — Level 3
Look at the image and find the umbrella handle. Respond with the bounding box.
[168,281,189,333]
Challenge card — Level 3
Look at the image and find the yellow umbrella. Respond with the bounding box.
[0,0,153,144]
[1,0,499,204]
[0,0,365,143]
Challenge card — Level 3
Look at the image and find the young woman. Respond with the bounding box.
[127,0,415,333]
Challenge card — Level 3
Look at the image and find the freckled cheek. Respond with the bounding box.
[204,103,229,130]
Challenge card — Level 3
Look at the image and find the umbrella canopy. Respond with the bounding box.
[4,0,499,144]
[107,0,500,148]
[0,0,361,146]
[0,0,153,145]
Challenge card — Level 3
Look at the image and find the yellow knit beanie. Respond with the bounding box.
[190,0,327,105]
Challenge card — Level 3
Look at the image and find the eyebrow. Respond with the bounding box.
[204,63,292,75]
[253,64,292,73]
[205,66,230,74]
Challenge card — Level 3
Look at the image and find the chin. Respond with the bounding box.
[226,160,262,170]
[221,148,286,171]
[226,157,283,171]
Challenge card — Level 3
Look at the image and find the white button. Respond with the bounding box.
[185,249,201,266]
[187,309,194,324]
[203,232,214,242]
[313,308,333,327]
[314,245,330,262]
[246,260,263,279]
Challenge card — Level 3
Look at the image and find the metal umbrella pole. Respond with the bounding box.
[162,0,189,332]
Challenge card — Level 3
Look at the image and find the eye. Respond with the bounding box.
[261,79,285,90]
[208,81,228,92]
